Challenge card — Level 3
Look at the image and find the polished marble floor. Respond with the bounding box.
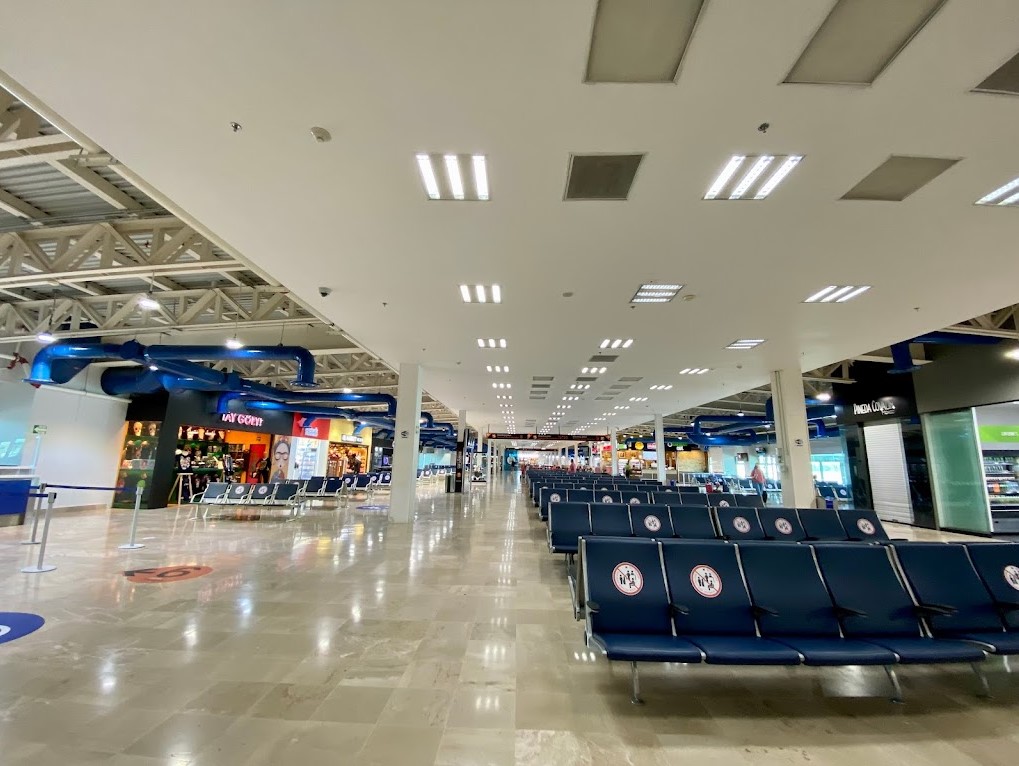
[1,474,1018,765]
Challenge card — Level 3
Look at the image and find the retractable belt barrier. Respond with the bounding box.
[18,483,126,574]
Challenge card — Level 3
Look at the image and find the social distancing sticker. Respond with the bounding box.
[732,516,751,534]
[643,515,662,533]
[717,500,730,507]
[124,565,213,583]
[628,498,641,505]
[690,565,722,598]
[601,495,613,503]
[549,493,561,503]
[612,562,643,596]
[0,613,44,645]
[774,518,793,535]
[856,518,876,535]
[1004,564,1019,591]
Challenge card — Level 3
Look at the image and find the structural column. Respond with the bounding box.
[610,428,618,476]
[453,409,468,492]
[390,363,423,523]
[654,413,666,485]
[771,366,815,508]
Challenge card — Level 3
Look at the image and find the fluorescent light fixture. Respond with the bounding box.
[488,338,496,348]
[622,339,633,348]
[600,339,610,349]
[444,154,464,200]
[610,339,622,348]
[1007,349,1019,361]
[499,338,506,348]
[804,286,838,303]
[999,190,1019,206]
[460,285,472,302]
[416,154,440,199]
[754,156,802,199]
[730,156,774,199]
[491,284,501,304]
[581,367,589,374]
[705,155,745,199]
[836,286,871,302]
[226,337,244,350]
[138,294,159,311]
[472,155,489,200]
[978,176,1019,204]
[642,283,681,290]
[487,365,493,372]
[477,338,485,348]
[816,392,832,402]
[475,284,486,303]
[822,286,855,302]
[726,339,765,350]
[696,369,708,375]
[148,364,159,371]
[598,367,607,374]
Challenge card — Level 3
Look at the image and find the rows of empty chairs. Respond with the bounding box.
[579,536,1019,703]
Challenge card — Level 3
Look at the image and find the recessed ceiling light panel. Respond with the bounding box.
[704,154,804,201]
[416,153,490,201]
[803,285,871,303]
[725,339,765,350]
[976,175,1019,206]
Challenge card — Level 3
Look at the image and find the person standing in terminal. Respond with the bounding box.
[751,461,767,502]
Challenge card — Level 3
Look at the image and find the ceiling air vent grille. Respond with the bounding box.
[841,155,959,201]
[565,154,644,200]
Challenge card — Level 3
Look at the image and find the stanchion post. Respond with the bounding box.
[21,484,45,546]
[119,483,146,550]
[22,490,57,573]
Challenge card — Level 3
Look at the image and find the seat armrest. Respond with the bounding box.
[993,600,1019,614]
[670,603,690,616]
[915,602,957,617]
[752,605,779,617]
[834,605,867,618]
[586,601,600,614]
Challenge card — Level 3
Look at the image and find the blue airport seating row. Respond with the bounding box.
[549,504,889,556]
[539,488,762,520]
[580,537,1019,702]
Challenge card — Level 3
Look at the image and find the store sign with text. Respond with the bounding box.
[485,433,607,441]
[838,395,914,424]
[292,415,330,440]
[219,412,264,428]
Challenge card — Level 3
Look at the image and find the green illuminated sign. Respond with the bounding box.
[979,425,1019,443]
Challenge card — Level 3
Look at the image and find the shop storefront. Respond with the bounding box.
[326,419,372,477]
[371,437,393,471]
[914,341,1019,534]
[835,374,931,527]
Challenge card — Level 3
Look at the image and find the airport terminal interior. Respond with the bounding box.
[4,1,1019,763]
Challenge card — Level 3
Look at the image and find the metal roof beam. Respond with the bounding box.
[47,159,142,211]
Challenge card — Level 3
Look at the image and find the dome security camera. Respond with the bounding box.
[318,286,332,298]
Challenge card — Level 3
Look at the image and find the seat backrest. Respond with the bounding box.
[965,543,1019,630]
[581,537,673,636]
[540,486,568,512]
[304,476,325,493]
[714,507,766,541]
[838,509,889,541]
[651,492,678,506]
[711,493,740,509]
[757,508,806,541]
[594,490,623,505]
[738,542,841,638]
[630,506,675,539]
[354,474,371,488]
[620,491,650,506]
[202,482,228,500]
[675,492,708,506]
[227,483,251,501]
[813,543,922,638]
[275,482,300,501]
[322,477,341,493]
[548,502,591,550]
[342,474,357,488]
[669,506,718,540]
[734,494,764,508]
[818,485,836,499]
[797,509,848,541]
[590,503,634,537]
[567,489,595,505]
[661,540,758,636]
[834,485,851,500]
[251,483,274,501]
[893,542,1006,635]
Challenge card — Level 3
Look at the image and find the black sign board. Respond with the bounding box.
[485,433,607,441]
[836,395,916,424]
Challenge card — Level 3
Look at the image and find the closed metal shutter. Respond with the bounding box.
[863,421,913,524]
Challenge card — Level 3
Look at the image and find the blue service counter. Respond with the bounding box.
[0,478,31,526]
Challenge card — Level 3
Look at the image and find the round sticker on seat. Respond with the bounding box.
[611,562,643,596]
[857,518,876,536]
[549,493,561,503]
[690,565,722,598]
[256,486,268,495]
[601,495,613,503]
[717,500,730,508]
[774,518,793,536]
[732,516,751,534]
[643,515,662,533]
[1004,564,1019,591]
[628,498,641,505]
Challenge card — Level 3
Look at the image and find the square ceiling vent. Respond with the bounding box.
[589,355,619,363]
[565,154,644,200]
[974,50,1019,95]
[785,0,946,86]
[585,0,705,84]
[841,156,959,201]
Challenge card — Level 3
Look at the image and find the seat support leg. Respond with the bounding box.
[1003,655,1012,674]
[630,661,644,705]
[883,665,903,704]
[971,662,991,698]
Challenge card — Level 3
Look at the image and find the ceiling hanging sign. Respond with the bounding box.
[836,394,915,424]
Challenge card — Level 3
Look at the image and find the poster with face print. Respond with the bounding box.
[270,436,292,483]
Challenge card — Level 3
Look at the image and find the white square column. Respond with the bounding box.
[610,428,618,476]
[389,363,422,523]
[654,413,666,485]
[771,366,815,508]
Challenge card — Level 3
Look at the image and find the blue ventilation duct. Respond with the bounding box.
[143,345,317,387]
[27,340,145,385]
